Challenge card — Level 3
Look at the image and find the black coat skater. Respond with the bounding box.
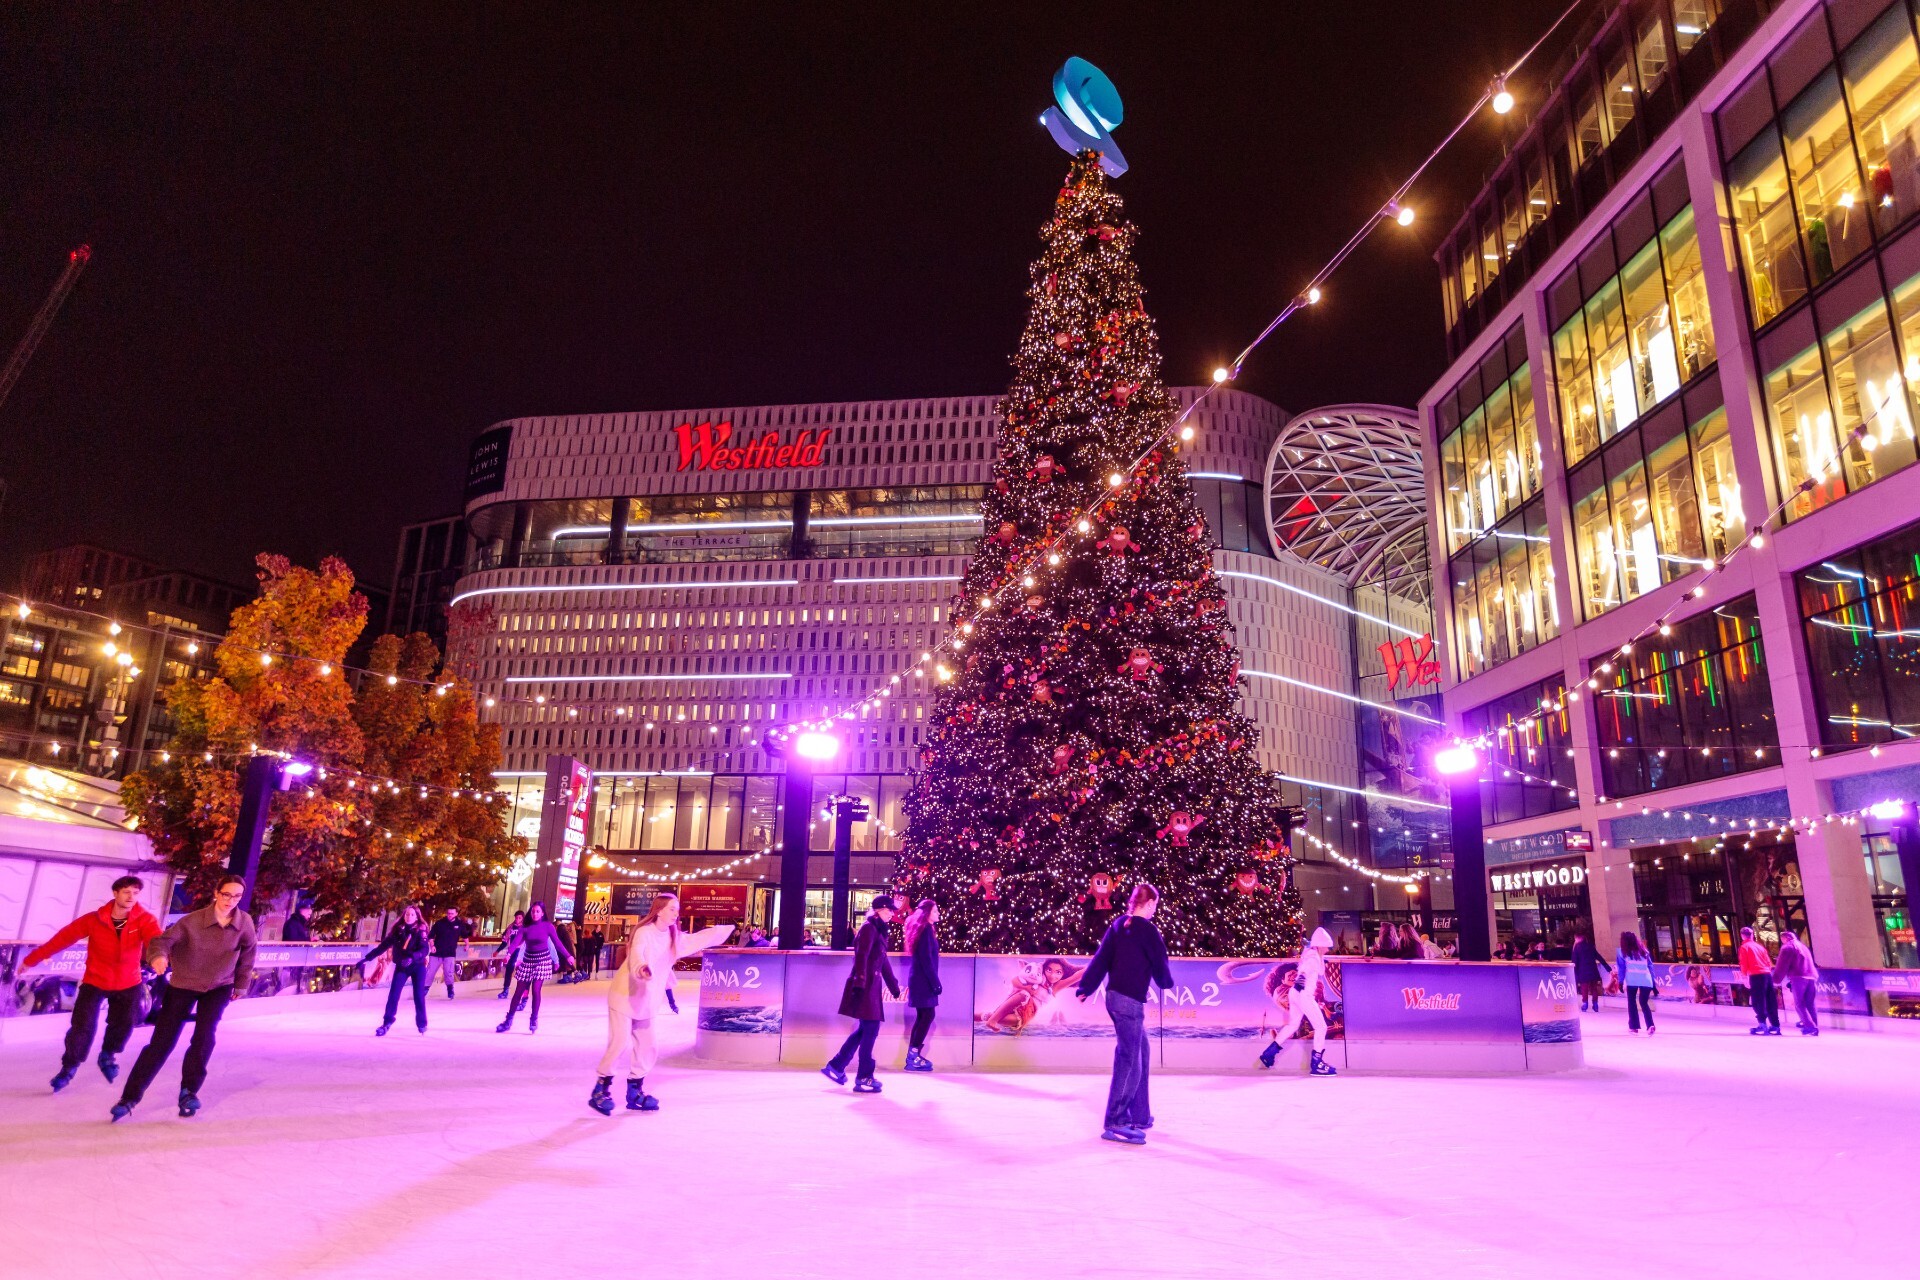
[907,922,942,1009]
[837,916,900,1020]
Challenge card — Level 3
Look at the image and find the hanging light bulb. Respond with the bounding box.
[1491,76,1514,114]
[1386,200,1415,227]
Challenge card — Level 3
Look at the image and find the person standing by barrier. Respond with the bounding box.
[1074,883,1175,1145]
[579,928,603,978]
[819,897,900,1094]
[1738,926,1781,1036]
[1773,930,1820,1036]
[1571,929,1611,1014]
[424,907,468,999]
[112,874,257,1121]
[903,899,942,1072]
[494,910,526,999]
[1616,932,1657,1034]
[23,875,161,1092]
[496,902,572,1033]
[588,891,733,1115]
[363,905,432,1036]
[1257,926,1338,1076]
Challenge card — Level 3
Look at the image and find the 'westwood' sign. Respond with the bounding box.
[674,421,832,472]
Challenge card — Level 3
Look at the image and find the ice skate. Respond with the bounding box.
[1257,1040,1279,1069]
[109,1101,134,1122]
[904,1049,933,1072]
[852,1076,882,1094]
[376,1023,391,1036]
[97,1054,119,1082]
[51,1067,76,1092]
[495,1015,513,1033]
[177,1089,201,1118]
[820,1064,847,1085]
[1101,1126,1145,1145]
[588,1076,614,1116]
[1310,1049,1338,1076]
[627,1078,659,1111]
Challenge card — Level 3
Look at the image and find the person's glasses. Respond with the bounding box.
[215,889,243,900]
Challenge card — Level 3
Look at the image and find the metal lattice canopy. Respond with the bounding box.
[1263,404,1430,608]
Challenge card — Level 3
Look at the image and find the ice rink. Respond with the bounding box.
[0,976,1907,1279]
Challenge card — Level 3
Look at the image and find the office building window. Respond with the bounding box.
[1797,515,1920,749]
[1458,679,1578,824]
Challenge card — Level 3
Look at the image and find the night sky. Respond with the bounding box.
[1,2,1560,594]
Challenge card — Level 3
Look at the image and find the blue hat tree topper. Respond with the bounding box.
[1041,57,1128,177]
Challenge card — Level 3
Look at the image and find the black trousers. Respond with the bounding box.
[1625,986,1655,1031]
[908,1005,936,1051]
[830,1019,882,1077]
[383,964,428,1028]
[120,984,233,1105]
[1748,974,1780,1029]
[63,983,142,1070]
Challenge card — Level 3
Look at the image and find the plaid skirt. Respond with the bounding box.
[515,956,555,983]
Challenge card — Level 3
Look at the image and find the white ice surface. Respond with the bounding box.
[0,978,1906,1279]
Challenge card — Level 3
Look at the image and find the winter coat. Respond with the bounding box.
[23,902,163,992]
[429,918,468,957]
[364,921,430,969]
[907,924,942,1008]
[1076,914,1175,1003]
[1772,942,1815,985]
[1738,939,1773,977]
[837,917,901,1020]
[610,921,734,1021]
[495,924,524,955]
[1616,949,1656,989]
[282,914,313,942]
[1571,938,1610,984]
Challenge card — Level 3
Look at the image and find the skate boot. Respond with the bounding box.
[97,1053,119,1082]
[627,1078,659,1111]
[852,1076,882,1094]
[904,1049,933,1072]
[178,1089,201,1117]
[51,1066,77,1092]
[588,1076,615,1116]
[1309,1050,1338,1076]
[376,1022,392,1036]
[495,1014,514,1033]
[528,1016,539,1034]
[110,1101,134,1122]
[820,1063,847,1086]
[1257,1040,1279,1070]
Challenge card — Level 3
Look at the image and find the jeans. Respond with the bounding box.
[63,983,141,1070]
[1625,986,1654,1031]
[120,984,232,1105]
[422,955,459,994]
[1748,975,1780,1029]
[908,1006,936,1052]
[1103,990,1152,1131]
[829,1019,882,1078]
[1790,977,1819,1030]
[383,964,428,1028]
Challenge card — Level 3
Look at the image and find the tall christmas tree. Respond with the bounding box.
[899,152,1303,957]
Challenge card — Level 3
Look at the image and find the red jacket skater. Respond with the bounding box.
[23,901,163,991]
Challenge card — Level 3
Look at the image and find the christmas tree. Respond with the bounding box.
[898,152,1303,958]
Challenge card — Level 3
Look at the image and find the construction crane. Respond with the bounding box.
[0,244,91,516]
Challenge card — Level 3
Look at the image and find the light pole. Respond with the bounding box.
[1432,742,1493,962]
[828,793,871,948]
[766,725,842,950]
[227,756,313,912]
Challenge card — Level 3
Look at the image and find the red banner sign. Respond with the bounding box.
[1378,635,1441,690]
[674,421,832,472]
[677,883,750,920]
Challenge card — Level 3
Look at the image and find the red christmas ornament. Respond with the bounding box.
[1231,869,1274,897]
[968,868,1002,901]
[1101,526,1139,555]
[1053,332,1073,349]
[1119,647,1162,681]
[1079,872,1119,911]
[1029,454,1058,483]
[1157,811,1207,846]
[1091,223,1119,241]
[1049,744,1075,774]
[995,521,1018,546]
[1111,382,1138,407]
[1031,679,1053,703]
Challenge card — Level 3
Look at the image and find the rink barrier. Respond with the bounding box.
[0,941,526,1020]
[694,950,1588,1074]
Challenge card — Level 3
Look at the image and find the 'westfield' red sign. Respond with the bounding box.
[674,421,832,472]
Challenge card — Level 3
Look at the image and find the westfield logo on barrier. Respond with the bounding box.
[1401,988,1463,1011]
[673,421,832,472]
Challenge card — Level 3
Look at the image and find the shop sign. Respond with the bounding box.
[1377,635,1441,690]
[465,424,512,499]
[1491,863,1586,894]
[679,883,750,921]
[583,882,611,927]
[610,883,662,917]
[674,421,832,472]
[1563,829,1593,852]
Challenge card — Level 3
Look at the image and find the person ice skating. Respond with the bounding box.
[579,928,604,977]
[1571,929,1611,1013]
[22,875,161,1092]
[496,902,573,1033]
[1616,931,1657,1034]
[1773,930,1820,1036]
[1738,926,1781,1035]
[587,890,732,1115]
[902,898,942,1072]
[820,896,901,1094]
[555,919,579,983]
[363,904,431,1036]
[282,903,313,941]
[1074,883,1175,1145]
[424,907,468,998]
[1257,926,1338,1076]
[494,910,526,999]
[112,874,257,1121]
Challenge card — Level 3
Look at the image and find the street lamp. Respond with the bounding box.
[764,724,843,949]
[227,757,314,911]
[1432,741,1494,962]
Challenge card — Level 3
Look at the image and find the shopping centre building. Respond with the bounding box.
[1422,0,1920,969]
[450,390,1449,945]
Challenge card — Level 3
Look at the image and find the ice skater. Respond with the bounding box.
[1738,926,1781,1035]
[588,890,733,1115]
[424,907,469,998]
[362,904,431,1035]
[902,898,942,1072]
[112,874,257,1122]
[1257,927,1338,1076]
[1571,928,1611,1012]
[1616,931,1657,1034]
[496,902,573,1033]
[22,875,162,1092]
[494,910,526,999]
[1074,882,1175,1145]
[1773,929,1820,1035]
[820,896,901,1094]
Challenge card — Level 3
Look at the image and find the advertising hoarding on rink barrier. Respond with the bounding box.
[971,953,1113,1069]
[1340,961,1523,1042]
[1518,963,1584,1069]
[694,950,785,1063]
[1160,956,1345,1070]
[898,946,974,1061]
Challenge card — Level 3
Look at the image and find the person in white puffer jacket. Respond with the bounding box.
[588,891,733,1115]
[1256,926,1338,1076]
